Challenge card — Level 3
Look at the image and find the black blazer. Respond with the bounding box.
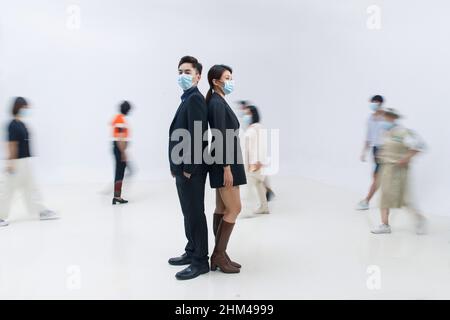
[207,92,247,188]
[169,87,208,176]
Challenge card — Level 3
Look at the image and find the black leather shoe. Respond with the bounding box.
[168,253,192,266]
[112,198,129,205]
[175,264,209,280]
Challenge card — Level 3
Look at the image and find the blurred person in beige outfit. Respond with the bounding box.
[371,108,426,235]
[243,105,275,214]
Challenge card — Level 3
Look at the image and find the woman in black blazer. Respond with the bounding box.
[206,64,246,274]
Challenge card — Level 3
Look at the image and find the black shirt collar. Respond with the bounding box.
[181,86,199,102]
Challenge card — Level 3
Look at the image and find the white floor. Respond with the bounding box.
[0,176,450,300]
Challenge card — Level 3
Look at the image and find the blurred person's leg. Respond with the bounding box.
[366,172,379,203]
[263,176,275,201]
[20,158,57,220]
[403,174,426,234]
[371,164,392,234]
[113,143,127,203]
[406,206,427,235]
[0,160,20,224]
[357,147,380,210]
[248,171,269,214]
[114,162,126,197]
[371,208,391,234]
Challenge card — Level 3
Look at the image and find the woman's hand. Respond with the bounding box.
[249,162,263,172]
[223,166,233,187]
[397,157,410,167]
[397,150,419,167]
[121,152,127,162]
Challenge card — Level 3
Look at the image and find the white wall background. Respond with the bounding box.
[1,0,449,215]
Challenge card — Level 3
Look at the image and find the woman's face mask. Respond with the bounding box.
[20,107,31,118]
[223,80,235,95]
[242,114,252,126]
[369,102,380,111]
[380,120,395,131]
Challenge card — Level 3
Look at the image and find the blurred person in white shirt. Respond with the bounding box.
[356,95,385,210]
[242,105,275,215]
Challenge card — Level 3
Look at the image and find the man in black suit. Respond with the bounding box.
[168,56,209,280]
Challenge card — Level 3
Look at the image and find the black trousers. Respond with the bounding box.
[113,142,126,197]
[175,172,208,265]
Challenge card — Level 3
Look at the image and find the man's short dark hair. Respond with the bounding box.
[120,101,131,115]
[12,97,28,116]
[371,95,384,104]
[178,56,203,75]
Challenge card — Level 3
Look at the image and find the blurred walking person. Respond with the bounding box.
[111,101,132,205]
[371,108,426,235]
[235,100,249,130]
[357,95,385,210]
[243,105,274,214]
[0,97,59,227]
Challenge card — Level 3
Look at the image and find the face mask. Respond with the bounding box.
[223,80,235,95]
[369,102,380,111]
[20,108,30,117]
[237,108,246,118]
[380,121,395,131]
[178,74,194,91]
[242,114,252,126]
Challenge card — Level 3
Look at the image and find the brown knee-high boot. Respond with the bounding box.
[213,213,241,269]
[211,220,240,273]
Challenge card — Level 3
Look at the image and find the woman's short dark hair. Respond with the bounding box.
[371,95,384,104]
[12,97,28,116]
[178,56,203,75]
[246,105,260,124]
[120,101,131,115]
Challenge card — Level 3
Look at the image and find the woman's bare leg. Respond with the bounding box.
[218,186,242,223]
[215,189,226,214]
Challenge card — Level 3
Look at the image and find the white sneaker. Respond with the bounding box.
[356,200,369,210]
[371,224,391,234]
[254,206,270,214]
[0,219,9,227]
[39,210,60,221]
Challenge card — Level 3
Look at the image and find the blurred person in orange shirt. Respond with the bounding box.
[111,101,132,205]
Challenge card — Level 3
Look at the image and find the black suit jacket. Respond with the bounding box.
[169,87,208,176]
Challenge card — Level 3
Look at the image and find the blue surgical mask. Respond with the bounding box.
[369,102,380,111]
[223,80,235,95]
[20,108,31,118]
[381,121,395,131]
[242,114,252,126]
[237,109,246,118]
[178,74,194,91]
